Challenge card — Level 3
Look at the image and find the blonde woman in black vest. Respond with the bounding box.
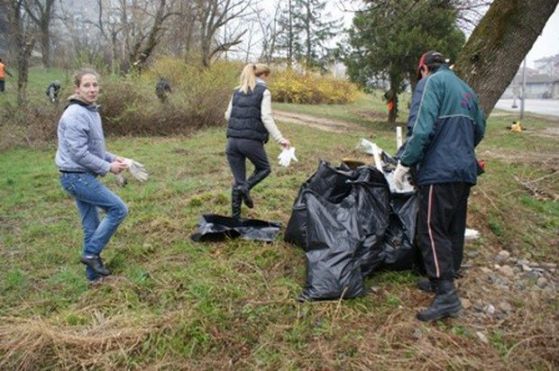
[225,63,290,219]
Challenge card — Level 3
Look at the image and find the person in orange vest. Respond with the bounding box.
[0,58,13,93]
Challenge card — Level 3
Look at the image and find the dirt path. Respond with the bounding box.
[274,110,363,133]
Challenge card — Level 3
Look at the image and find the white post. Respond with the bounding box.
[396,126,403,150]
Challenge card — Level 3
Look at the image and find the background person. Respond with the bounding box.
[46,80,62,103]
[225,63,291,219]
[0,57,13,93]
[55,68,129,283]
[394,51,486,322]
[155,77,172,102]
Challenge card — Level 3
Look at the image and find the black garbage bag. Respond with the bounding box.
[286,160,421,301]
[285,160,358,250]
[298,191,365,301]
[191,214,281,242]
[380,194,420,271]
[295,165,393,300]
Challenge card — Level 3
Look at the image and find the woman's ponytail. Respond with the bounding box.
[239,63,271,94]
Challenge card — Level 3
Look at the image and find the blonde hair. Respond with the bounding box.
[239,63,271,94]
[73,68,99,87]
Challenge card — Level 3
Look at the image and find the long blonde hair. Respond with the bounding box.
[239,63,271,94]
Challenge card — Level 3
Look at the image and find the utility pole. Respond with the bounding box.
[520,58,527,121]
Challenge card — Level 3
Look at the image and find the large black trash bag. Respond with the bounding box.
[285,160,358,250]
[297,166,392,300]
[286,160,421,301]
[191,214,281,242]
[298,191,365,301]
[380,194,420,271]
[351,167,391,276]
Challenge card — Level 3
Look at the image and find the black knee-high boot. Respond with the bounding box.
[238,183,253,209]
[247,169,271,189]
[240,169,271,209]
[231,187,243,220]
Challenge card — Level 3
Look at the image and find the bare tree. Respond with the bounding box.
[4,0,35,106]
[23,0,55,68]
[195,0,252,67]
[177,0,198,61]
[128,0,176,71]
[86,0,176,73]
[255,1,281,64]
[455,0,559,115]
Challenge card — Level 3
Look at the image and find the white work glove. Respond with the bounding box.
[123,158,149,182]
[393,162,410,191]
[278,147,298,167]
[115,173,128,187]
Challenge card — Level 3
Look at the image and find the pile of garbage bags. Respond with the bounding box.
[284,160,421,301]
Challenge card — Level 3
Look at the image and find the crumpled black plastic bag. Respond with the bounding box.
[286,160,420,301]
[191,214,281,242]
[380,194,420,271]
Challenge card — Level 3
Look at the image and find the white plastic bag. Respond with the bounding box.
[356,138,376,155]
[278,147,298,167]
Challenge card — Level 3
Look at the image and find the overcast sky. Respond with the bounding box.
[526,6,559,67]
[257,0,559,68]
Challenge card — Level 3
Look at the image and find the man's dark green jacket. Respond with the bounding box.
[400,65,486,186]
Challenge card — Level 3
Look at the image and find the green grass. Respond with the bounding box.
[0,79,558,368]
[0,67,70,105]
[275,91,412,129]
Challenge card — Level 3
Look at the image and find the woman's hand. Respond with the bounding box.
[280,138,291,149]
[110,161,128,174]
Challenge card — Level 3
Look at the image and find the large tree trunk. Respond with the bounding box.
[454,0,559,116]
[16,40,34,106]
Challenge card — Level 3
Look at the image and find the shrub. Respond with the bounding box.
[269,69,360,104]
[0,58,240,149]
[0,101,61,150]
[100,58,239,136]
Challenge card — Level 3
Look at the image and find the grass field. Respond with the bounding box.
[0,71,558,369]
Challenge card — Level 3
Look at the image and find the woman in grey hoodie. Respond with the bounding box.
[55,68,128,282]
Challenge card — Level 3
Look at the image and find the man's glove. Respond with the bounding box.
[123,158,149,182]
[393,162,410,191]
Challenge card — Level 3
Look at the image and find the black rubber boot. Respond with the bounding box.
[417,280,462,322]
[231,187,243,220]
[247,169,271,190]
[417,277,437,293]
[239,184,253,209]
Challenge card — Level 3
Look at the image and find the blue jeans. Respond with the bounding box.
[60,172,128,280]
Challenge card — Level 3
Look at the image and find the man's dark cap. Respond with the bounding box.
[417,51,446,80]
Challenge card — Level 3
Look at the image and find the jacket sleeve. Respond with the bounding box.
[261,89,285,144]
[473,100,486,147]
[65,115,111,175]
[400,78,440,167]
[224,98,232,121]
[105,151,116,162]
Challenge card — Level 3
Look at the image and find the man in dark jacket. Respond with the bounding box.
[394,51,486,322]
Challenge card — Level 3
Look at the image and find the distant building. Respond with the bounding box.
[553,80,559,99]
[501,58,559,99]
[534,54,559,78]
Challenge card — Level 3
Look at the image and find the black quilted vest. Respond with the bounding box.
[226,83,269,143]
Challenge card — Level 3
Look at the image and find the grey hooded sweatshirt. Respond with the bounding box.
[55,95,115,175]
